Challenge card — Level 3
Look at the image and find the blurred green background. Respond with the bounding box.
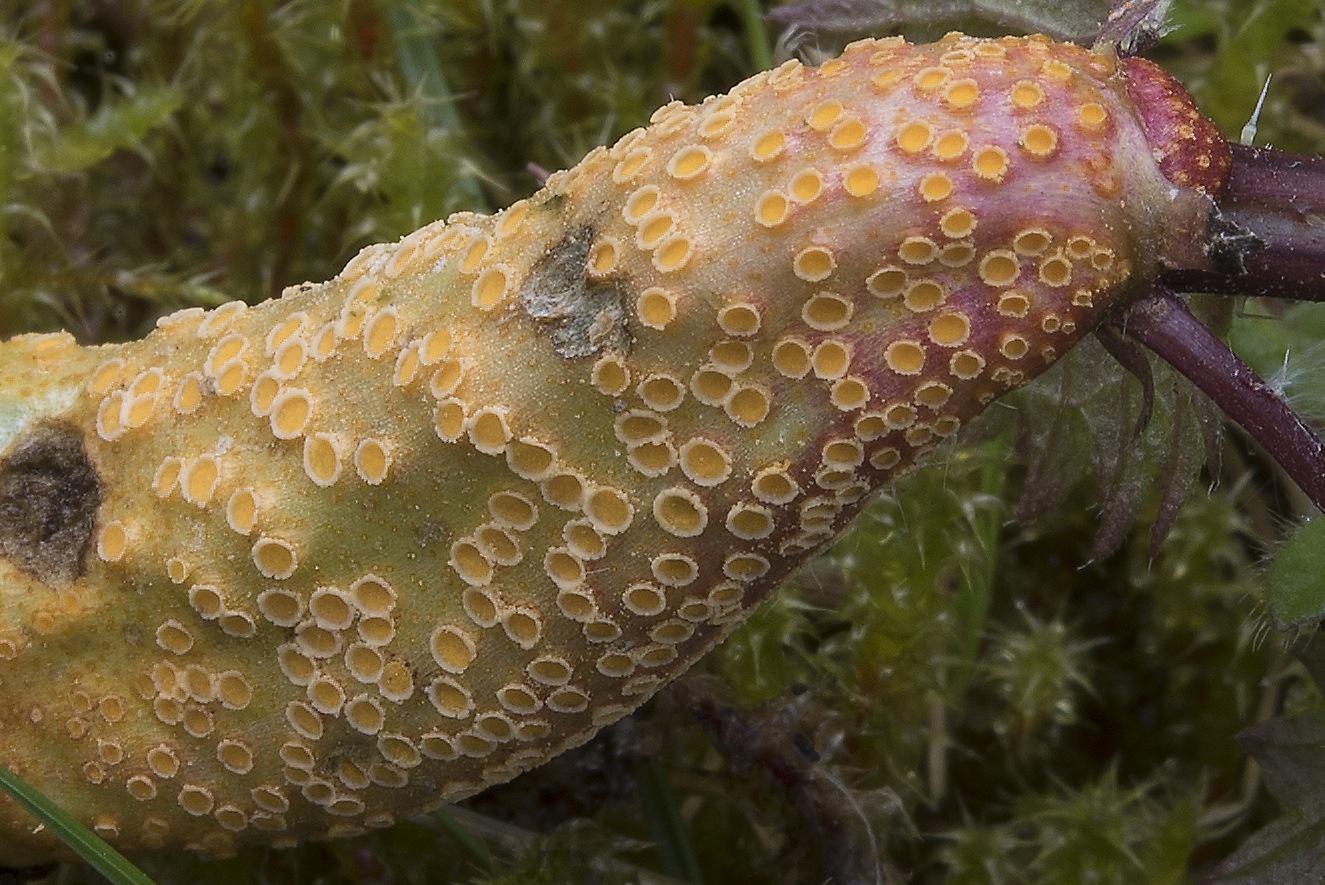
[3,1,1325,882]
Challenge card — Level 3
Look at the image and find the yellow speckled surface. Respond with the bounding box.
[0,33,1220,863]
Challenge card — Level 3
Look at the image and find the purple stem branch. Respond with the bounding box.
[1114,287,1325,512]
[1161,144,1325,300]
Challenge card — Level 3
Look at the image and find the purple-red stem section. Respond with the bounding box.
[1162,144,1325,300]
[1118,287,1325,512]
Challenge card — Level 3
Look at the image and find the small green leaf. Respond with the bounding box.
[1239,712,1325,819]
[1214,712,1325,884]
[1266,518,1325,628]
[1211,814,1325,885]
[0,762,157,885]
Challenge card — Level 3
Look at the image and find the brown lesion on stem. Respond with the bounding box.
[1116,143,1325,513]
[1161,145,1325,299]
[0,424,102,588]
[518,223,634,360]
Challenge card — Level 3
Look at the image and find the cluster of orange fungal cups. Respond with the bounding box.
[1,30,1322,865]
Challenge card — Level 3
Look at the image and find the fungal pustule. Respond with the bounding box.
[0,32,1231,864]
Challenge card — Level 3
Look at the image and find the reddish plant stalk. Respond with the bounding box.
[1117,287,1325,511]
[1161,144,1325,300]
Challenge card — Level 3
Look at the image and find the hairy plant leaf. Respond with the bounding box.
[1239,712,1325,819]
[1213,712,1325,884]
[1208,814,1325,885]
[1212,691,1325,885]
[1266,519,1325,628]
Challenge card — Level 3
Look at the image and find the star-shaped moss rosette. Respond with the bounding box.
[0,24,1323,868]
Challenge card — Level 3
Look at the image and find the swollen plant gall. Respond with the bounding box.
[11,26,1307,875]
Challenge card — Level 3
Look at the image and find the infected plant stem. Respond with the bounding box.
[1118,287,1325,511]
[1161,145,1325,299]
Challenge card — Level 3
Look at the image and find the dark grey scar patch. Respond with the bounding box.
[518,224,632,359]
[0,424,102,588]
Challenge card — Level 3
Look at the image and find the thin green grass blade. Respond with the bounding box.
[384,4,489,213]
[736,0,772,72]
[636,763,703,884]
[429,805,499,875]
[0,762,156,885]
[949,435,1008,700]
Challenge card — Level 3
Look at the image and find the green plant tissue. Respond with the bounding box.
[1268,518,1325,628]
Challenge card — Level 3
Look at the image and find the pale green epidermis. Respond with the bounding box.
[0,384,80,454]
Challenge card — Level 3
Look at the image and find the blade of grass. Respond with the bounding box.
[383,4,489,213]
[636,762,704,884]
[949,434,1008,700]
[736,0,772,72]
[428,805,498,875]
[0,762,156,885]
